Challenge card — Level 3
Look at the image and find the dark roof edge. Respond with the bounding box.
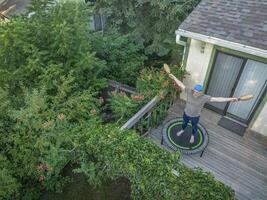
[176,29,267,59]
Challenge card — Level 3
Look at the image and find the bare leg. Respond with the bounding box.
[189,116,199,144]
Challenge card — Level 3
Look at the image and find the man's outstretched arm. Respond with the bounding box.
[210,97,239,103]
[169,74,186,91]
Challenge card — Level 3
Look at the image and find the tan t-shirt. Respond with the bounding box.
[184,88,211,117]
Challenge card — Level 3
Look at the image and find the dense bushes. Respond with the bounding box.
[0,0,107,111]
[0,86,101,199]
[0,1,104,199]
[0,1,235,200]
[93,0,200,64]
[75,122,235,200]
[108,65,186,124]
[91,33,146,86]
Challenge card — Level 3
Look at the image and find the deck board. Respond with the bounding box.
[147,99,267,200]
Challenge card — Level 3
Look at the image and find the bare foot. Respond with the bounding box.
[189,135,195,144]
[177,130,184,136]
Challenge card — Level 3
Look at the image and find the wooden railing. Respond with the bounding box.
[0,13,9,21]
[105,79,177,136]
[120,91,177,136]
[105,79,136,96]
[117,82,180,177]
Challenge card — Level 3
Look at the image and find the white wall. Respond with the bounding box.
[251,102,267,136]
[181,39,267,136]
[181,39,214,99]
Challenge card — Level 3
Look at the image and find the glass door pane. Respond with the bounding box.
[206,52,244,111]
[227,60,267,121]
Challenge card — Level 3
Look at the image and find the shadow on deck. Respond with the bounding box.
[147,99,267,200]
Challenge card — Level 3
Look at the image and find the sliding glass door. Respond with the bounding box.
[206,51,267,124]
[227,60,267,122]
[206,52,244,113]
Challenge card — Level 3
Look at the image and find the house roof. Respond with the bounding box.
[0,0,30,17]
[177,0,267,52]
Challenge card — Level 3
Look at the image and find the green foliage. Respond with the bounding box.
[0,88,11,129]
[0,155,20,200]
[136,65,186,97]
[94,0,200,63]
[0,87,100,199]
[0,1,104,199]
[91,32,146,86]
[0,1,234,200]
[109,65,186,124]
[76,123,235,200]
[108,91,147,124]
[0,0,106,97]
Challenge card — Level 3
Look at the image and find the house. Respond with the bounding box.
[0,0,30,17]
[0,0,105,31]
[175,0,267,138]
[85,0,106,32]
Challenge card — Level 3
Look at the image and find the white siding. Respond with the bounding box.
[181,38,267,136]
[251,102,267,136]
[181,39,214,99]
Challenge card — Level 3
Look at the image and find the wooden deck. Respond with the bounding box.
[147,99,267,200]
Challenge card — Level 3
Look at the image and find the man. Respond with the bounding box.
[169,74,238,144]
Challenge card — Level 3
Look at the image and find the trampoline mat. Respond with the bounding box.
[162,118,209,154]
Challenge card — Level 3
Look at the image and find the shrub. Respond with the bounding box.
[0,156,20,200]
[76,123,235,200]
[93,0,200,64]
[0,1,235,200]
[108,65,186,124]
[92,32,146,86]
[136,65,186,98]
[108,91,147,124]
[0,0,106,98]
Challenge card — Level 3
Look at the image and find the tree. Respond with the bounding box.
[91,32,146,85]
[93,0,200,64]
[0,1,104,199]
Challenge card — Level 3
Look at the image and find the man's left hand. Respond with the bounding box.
[231,98,239,102]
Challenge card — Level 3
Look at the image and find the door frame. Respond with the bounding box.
[204,49,267,125]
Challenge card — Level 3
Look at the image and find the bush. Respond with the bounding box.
[0,1,104,198]
[0,1,235,200]
[136,65,186,98]
[76,123,235,200]
[0,156,20,200]
[108,65,186,124]
[92,32,146,86]
[108,91,147,124]
[0,0,106,99]
[0,86,101,199]
[93,0,200,64]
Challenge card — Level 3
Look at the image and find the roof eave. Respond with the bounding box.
[176,29,267,59]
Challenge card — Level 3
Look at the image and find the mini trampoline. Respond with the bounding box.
[161,118,209,156]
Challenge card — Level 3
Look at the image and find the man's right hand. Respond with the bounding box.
[168,74,186,91]
[169,74,175,80]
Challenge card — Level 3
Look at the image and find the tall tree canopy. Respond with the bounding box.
[93,0,200,63]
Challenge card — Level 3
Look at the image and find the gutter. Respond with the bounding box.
[176,29,267,59]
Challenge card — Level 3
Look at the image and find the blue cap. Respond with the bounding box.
[194,84,203,92]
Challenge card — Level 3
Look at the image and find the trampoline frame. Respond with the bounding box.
[161,118,209,157]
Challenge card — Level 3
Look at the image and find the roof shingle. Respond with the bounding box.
[179,0,267,51]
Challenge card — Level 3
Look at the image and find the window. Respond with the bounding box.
[93,14,105,32]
